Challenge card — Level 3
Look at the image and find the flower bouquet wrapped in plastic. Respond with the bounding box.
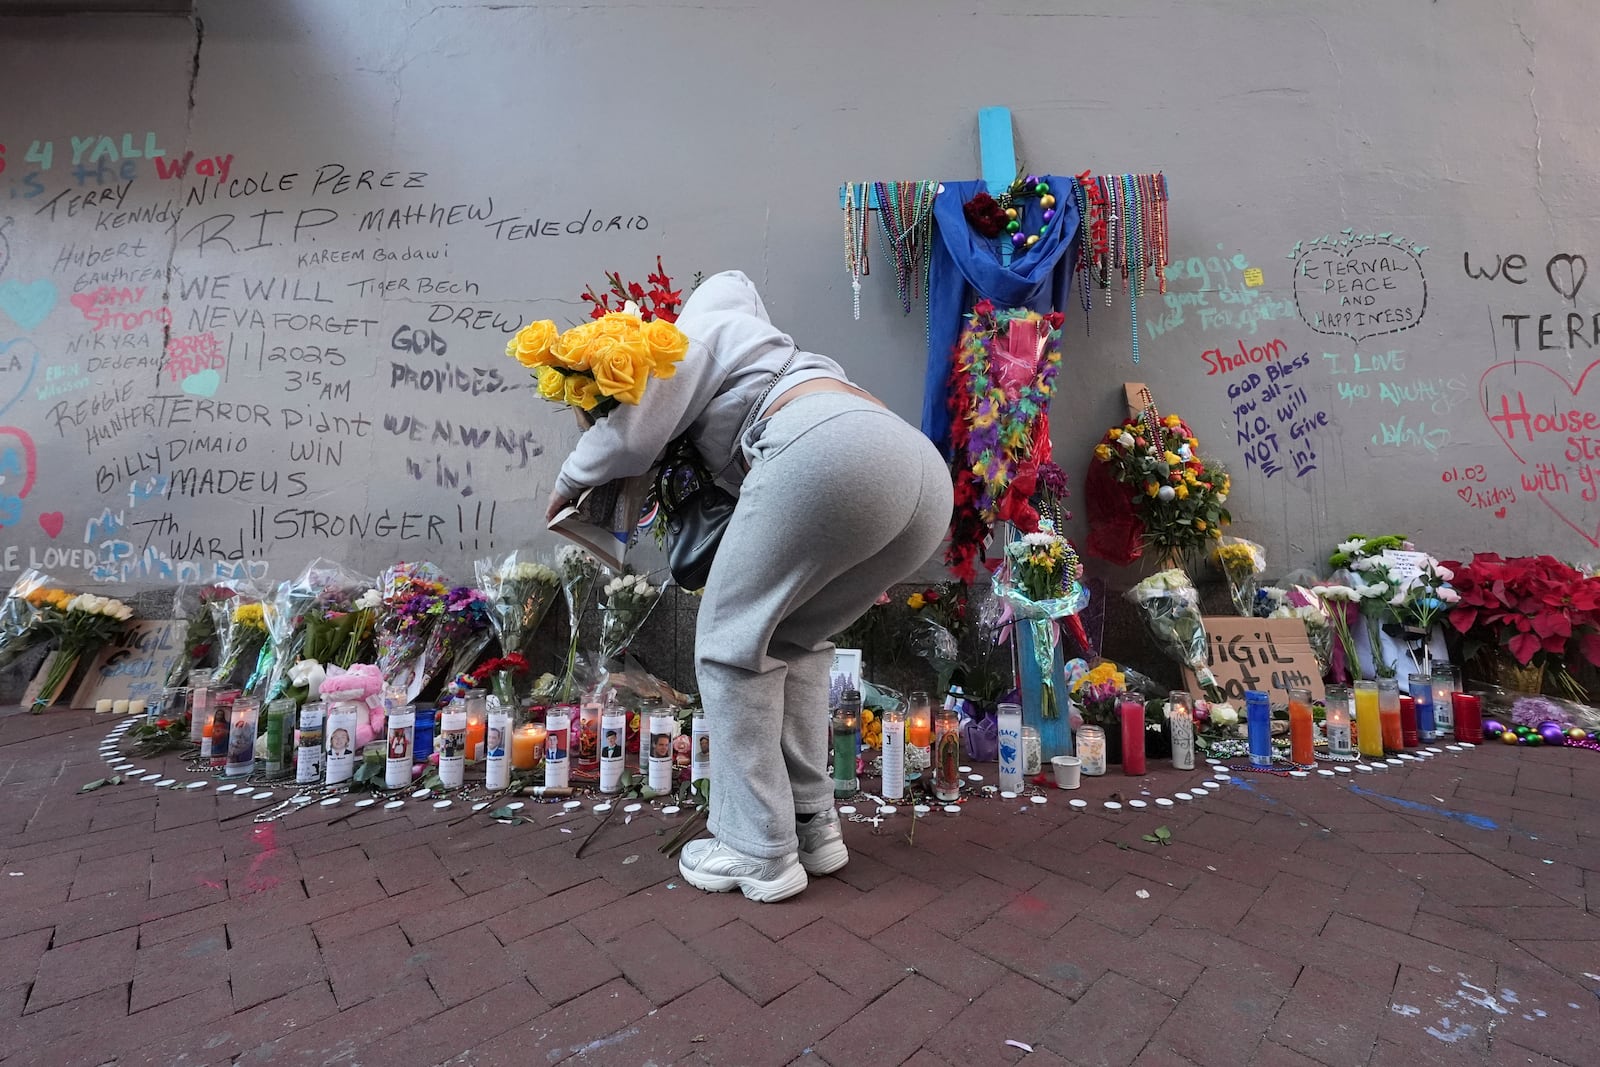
[556,546,602,699]
[0,570,51,676]
[598,571,668,665]
[261,559,374,702]
[992,529,1091,719]
[374,562,445,697]
[1211,536,1266,617]
[211,582,270,690]
[163,582,230,687]
[417,586,492,695]
[474,551,560,664]
[1125,568,1224,702]
[31,592,133,711]
[1271,587,1334,677]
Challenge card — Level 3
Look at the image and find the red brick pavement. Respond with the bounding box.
[1,709,1597,1066]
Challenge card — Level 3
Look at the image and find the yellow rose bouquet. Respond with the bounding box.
[505,261,691,418]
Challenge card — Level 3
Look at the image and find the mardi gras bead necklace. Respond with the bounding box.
[872,180,938,314]
[842,182,872,320]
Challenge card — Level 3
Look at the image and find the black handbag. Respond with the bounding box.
[655,354,795,589]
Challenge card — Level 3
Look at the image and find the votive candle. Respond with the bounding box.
[544,708,570,788]
[1431,664,1456,734]
[1168,691,1195,770]
[511,723,543,771]
[1287,687,1314,767]
[95,698,113,714]
[1409,672,1436,742]
[1398,695,1419,749]
[112,699,129,716]
[1378,678,1403,753]
[1355,681,1383,758]
[1119,698,1147,775]
[1077,725,1106,776]
[881,707,905,800]
[1245,690,1272,768]
[187,669,213,743]
[933,707,961,801]
[1451,692,1483,744]
[998,703,1024,790]
[907,690,932,748]
[1324,685,1355,758]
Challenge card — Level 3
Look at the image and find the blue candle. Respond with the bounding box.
[1409,673,1436,742]
[1245,690,1272,768]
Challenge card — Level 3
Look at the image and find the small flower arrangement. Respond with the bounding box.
[1329,534,1409,677]
[31,592,134,712]
[506,261,690,417]
[1444,553,1600,699]
[598,572,665,664]
[1090,410,1231,565]
[1211,537,1266,617]
[1071,661,1127,728]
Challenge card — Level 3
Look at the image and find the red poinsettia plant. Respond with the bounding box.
[1443,553,1600,678]
[580,256,685,322]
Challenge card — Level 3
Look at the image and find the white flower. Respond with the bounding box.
[1350,556,1378,572]
[1434,565,1454,582]
[1216,493,1228,504]
[113,604,133,621]
[1336,538,1366,557]
[1316,585,1360,602]
[1210,703,1240,727]
[1157,485,1176,501]
[1438,587,1460,604]
[1118,433,1135,448]
[355,588,381,611]
[1177,444,1192,460]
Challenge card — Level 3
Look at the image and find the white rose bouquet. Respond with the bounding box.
[598,572,667,664]
[30,591,133,712]
[556,546,602,699]
[474,551,560,664]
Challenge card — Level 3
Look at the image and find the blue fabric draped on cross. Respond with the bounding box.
[921,176,1081,458]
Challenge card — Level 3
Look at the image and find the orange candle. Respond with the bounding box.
[465,716,486,762]
[1287,688,1314,767]
[512,724,544,770]
[907,690,932,748]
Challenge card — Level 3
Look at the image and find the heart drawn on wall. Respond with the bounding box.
[37,512,63,539]
[0,279,58,332]
[1481,358,1600,545]
[0,338,39,418]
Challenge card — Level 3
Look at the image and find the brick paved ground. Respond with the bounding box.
[1,708,1596,1066]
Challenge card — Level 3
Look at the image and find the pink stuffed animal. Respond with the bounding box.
[320,664,386,747]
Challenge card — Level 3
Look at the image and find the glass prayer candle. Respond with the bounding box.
[1245,690,1272,768]
[1119,698,1147,775]
[385,705,416,790]
[1020,726,1042,776]
[264,697,293,777]
[1287,688,1315,767]
[689,707,710,787]
[1432,664,1456,734]
[1324,685,1355,758]
[998,703,1024,791]
[412,704,436,762]
[1451,691,1484,743]
[1077,725,1107,776]
[907,690,932,749]
[210,692,237,769]
[600,702,627,794]
[324,702,359,786]
[437,701,467,789]
[1409,673,1437,742]
[544,708,570,788]
[466,688,488,761]
[1398,695,1419,749]
[485,711,512,790]
[647,711,674,793]
[1168,691,1196,770]
[832,689,861,798]
[511,723,543,771]
[933,707,961,801]
[578,698,601,774]
[1378,677,1403,752]
[225,697,260,777]
[187,668,213,743]
[157,687,184,726]
[296,702,325,785]
[1355,681,1384,758]
[881,707,905,800]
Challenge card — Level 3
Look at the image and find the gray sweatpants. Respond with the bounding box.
[696,393,953,859]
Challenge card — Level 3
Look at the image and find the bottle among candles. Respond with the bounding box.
[881,706,905,800]
[1409,673,1437,742]
[1287,687,1314,767]
[1354,681,1384,759]
[1431,663,1456,734]
[832,689,861,798]
[1119,698,1147,776]
[1245,690,1272,768]
[998,702,1024,791]
[1324,685,1355,758]
[1168,691,1196,770]
[933,705,961,801]
[1378,677,1403,753]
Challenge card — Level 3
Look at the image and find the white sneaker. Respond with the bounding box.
[796,809,849,876]
[678,838,808,902]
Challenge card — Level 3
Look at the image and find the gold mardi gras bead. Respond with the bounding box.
[1005,207,1018,220]
[1040,194,1056,209]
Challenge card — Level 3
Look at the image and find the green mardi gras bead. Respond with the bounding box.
[1006,220,1021,233]
[1035,182,1050,195]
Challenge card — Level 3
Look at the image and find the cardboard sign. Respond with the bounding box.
[1182,617,1325,703]
[69,618,185,709]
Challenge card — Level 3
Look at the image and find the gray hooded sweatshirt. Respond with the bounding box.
[553,270,850,501]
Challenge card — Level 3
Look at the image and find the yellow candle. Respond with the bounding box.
[512,725,544,770]
[1354,681,1384,759]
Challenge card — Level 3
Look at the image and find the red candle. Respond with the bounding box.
[1119,699,1146,776]
[1451,692,1483,743]
[1398,696,1419,749]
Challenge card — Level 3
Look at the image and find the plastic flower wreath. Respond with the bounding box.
[945,301,1065,582]
[1087,408,1231,567]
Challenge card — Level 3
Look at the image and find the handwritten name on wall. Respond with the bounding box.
[1,129,656,581]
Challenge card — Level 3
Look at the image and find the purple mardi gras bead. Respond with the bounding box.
[1483,719,1505,737]
[1539,721,1568,746]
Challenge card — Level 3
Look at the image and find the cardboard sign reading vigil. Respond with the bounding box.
[69,619,185,709]
[1181,617,1325,704]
